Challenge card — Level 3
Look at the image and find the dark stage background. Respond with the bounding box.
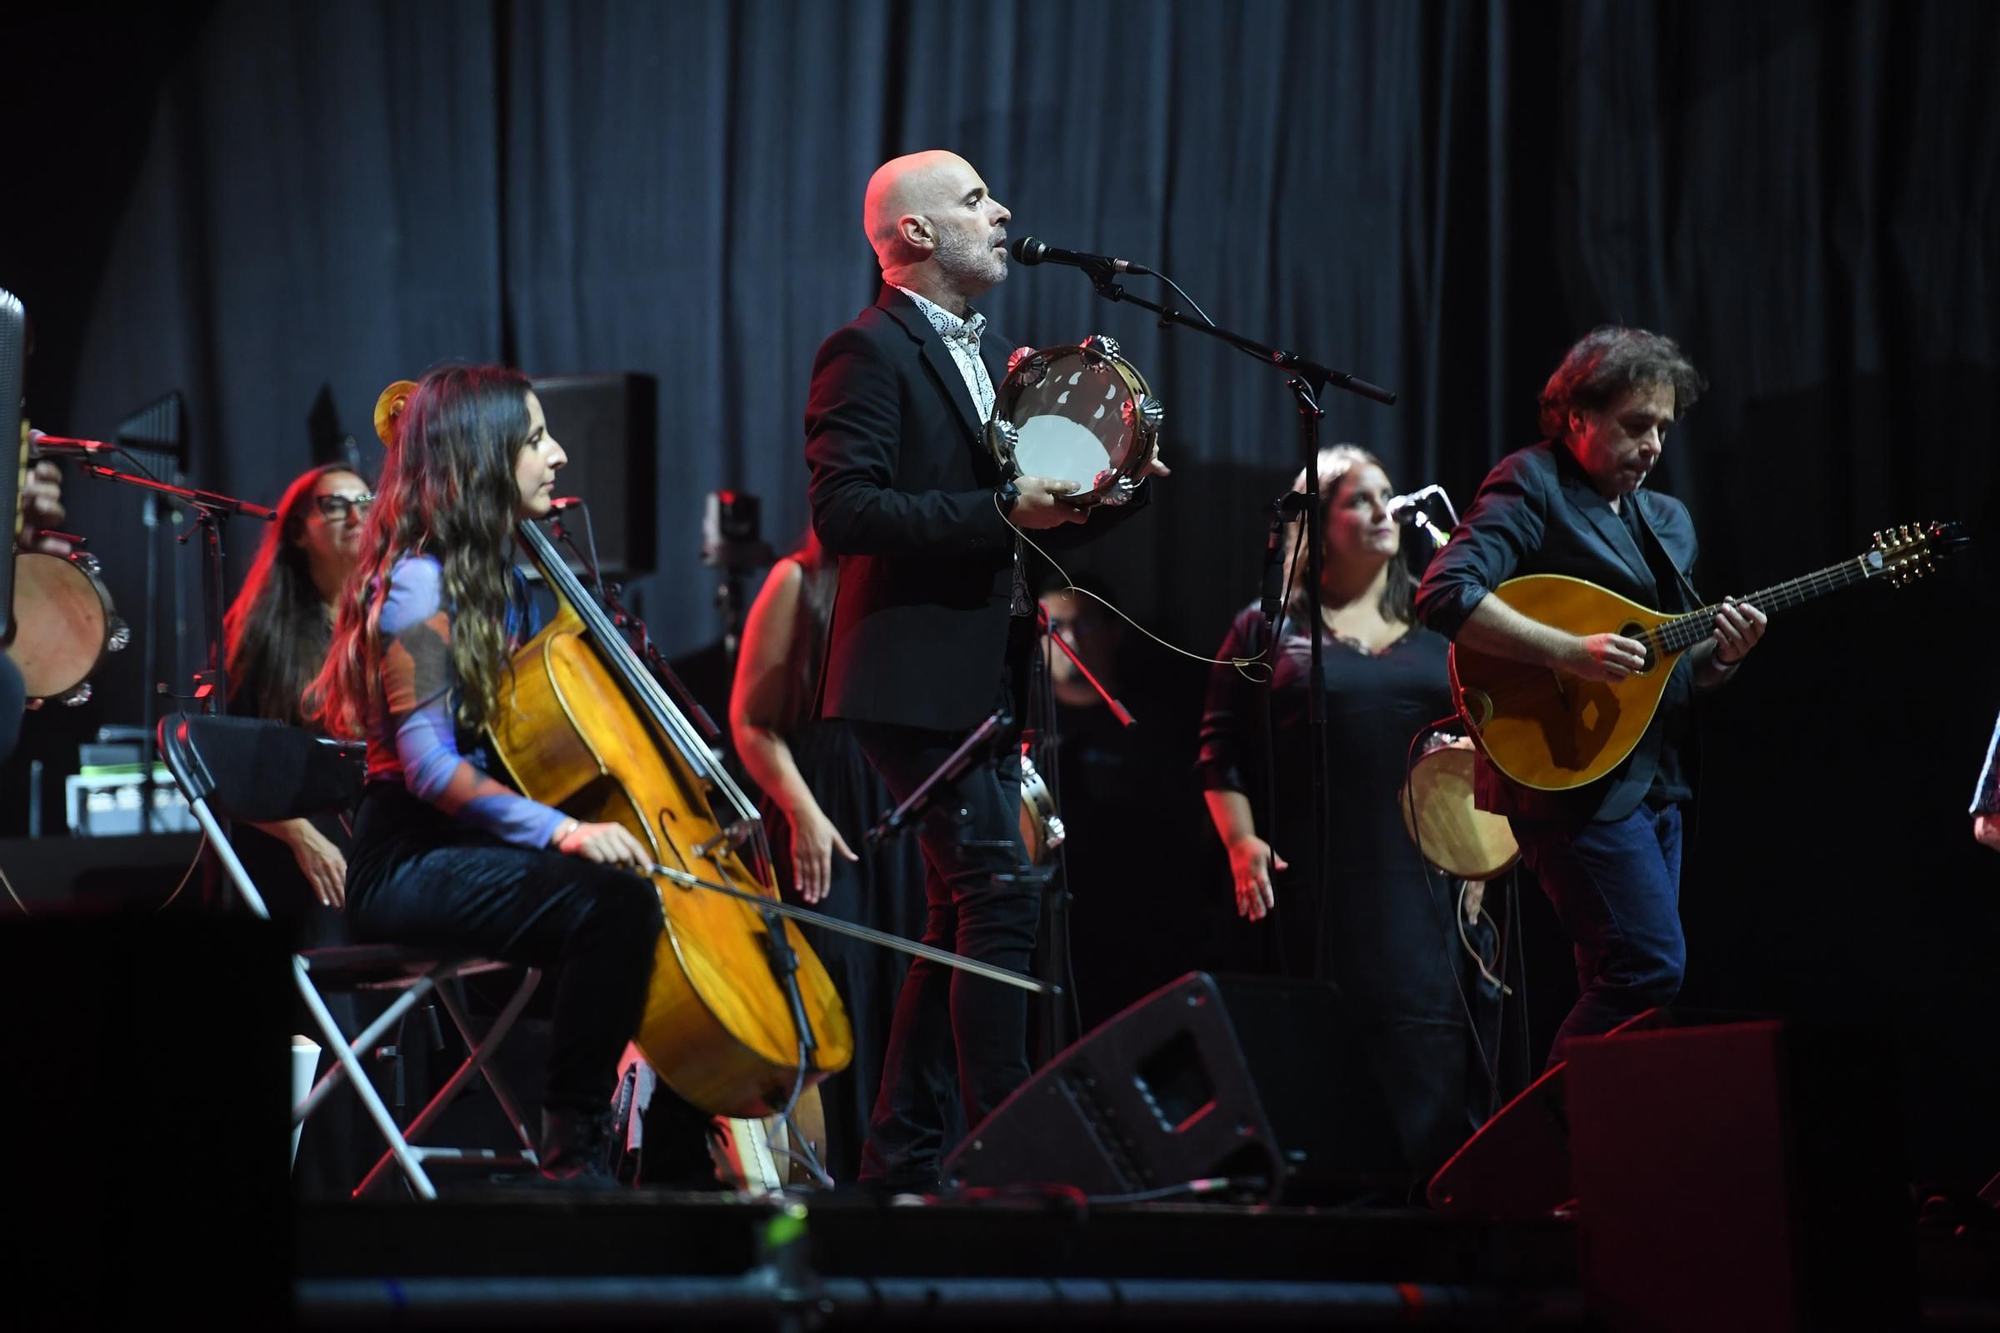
[3,1,1996,1182]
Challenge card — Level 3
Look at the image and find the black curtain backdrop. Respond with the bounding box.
[5,0,1997,1181]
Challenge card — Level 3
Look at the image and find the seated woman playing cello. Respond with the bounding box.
[309,365,661,1186]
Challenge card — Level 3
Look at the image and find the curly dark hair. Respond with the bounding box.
[309,365,534,738]
[1538,326,1706,440]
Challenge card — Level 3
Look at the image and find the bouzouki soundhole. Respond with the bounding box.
[1619,621,1659,675]
[1460,688,1494,731]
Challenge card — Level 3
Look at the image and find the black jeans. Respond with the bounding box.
[346,786,663,1115]
[848,719,1039,1187]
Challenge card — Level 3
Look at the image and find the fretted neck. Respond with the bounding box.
[1652,555,1873,655]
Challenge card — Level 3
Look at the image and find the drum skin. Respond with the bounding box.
[987,340,1161,506]
[1397,739,1521,881]
[7,551,113,698]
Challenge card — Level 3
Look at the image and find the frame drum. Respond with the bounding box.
[7,550,128,701]
[1398,738,1519,881]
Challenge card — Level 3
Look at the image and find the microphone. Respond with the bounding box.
[1385,485,1444,521]
[1386,485,1452,549]
[27,430,119,456]
[548,496,586,510]
[1259,508,1289,622]
[1010,236,1152,276]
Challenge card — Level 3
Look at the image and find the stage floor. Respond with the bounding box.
[293,1187,2000,1330]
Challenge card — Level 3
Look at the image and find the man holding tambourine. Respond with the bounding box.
[802,149,1165,1193]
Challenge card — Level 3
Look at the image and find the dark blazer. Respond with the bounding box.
[1414,440,1702,823]
[1973,711,2000,817]
[805,285,1143,731]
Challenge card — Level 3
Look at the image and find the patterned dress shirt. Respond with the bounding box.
[895,285,995,424]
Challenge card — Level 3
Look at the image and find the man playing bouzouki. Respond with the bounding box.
[1415,327,1765,1062]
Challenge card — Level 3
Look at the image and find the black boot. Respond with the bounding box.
[538,1106,621,1188]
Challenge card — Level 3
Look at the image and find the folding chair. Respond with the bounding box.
[156,711,544,1200]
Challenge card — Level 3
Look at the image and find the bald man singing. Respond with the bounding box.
[804,150,1158,1190]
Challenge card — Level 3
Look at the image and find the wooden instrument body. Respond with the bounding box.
[1449,575,1685,792]
[488,546,852,1118]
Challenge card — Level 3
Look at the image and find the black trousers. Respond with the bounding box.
[346,786,662,1115]
[847,718,1039,1187]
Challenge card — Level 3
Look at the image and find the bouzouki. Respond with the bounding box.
[1450,521,1966,792]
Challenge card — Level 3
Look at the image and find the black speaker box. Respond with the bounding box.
[1566,1019,1913,1331]
[530,373,658,575]
[0,916,290,1324]
[943,971,1407,1202]
[1426,1005,1671,1219]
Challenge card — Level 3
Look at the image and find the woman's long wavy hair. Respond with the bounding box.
[1282,444,1415,625]
[224,463,370,726]
[309,365,533,739]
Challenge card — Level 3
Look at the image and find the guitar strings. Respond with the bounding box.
[1647,555,1872,656]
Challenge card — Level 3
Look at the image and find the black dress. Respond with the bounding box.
[1197,602,1488,1177]
[756,557,934,1184]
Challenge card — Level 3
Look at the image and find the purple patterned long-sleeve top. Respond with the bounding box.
[362,554,566,848]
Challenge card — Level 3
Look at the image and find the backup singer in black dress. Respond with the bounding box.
[730,528,934,1183]
[1198,445,1492,1179]
[222,462,373,1196]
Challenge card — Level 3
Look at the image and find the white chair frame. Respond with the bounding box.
[159,714,544,1200]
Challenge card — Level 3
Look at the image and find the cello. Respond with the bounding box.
[492,514,854,1117]
[374,380,852,1122]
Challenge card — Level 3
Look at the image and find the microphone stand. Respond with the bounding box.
[77,464,272,713]
[79,464,273,843]
[1039,603,1135,727]
[864,709,1016,848]
[1029,603,1134,1059]
[1075,263,1396,984]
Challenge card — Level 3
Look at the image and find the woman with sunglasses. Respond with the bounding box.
[221,463,375,1198]
[224,464,376,915]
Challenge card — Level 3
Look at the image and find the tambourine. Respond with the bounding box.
[1019,752,1066,865]
[986,336,1162,507]
[9,549,129,704]
[373,379,419,449]
[1397,736,1520,882]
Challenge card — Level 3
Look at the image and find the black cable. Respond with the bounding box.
[1152,272,1217,330]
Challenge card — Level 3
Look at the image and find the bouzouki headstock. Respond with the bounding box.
[1868,520,1968,587]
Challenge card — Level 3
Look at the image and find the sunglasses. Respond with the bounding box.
[312,493,374,521]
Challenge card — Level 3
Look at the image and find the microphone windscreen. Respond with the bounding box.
[1011,237,1047,265]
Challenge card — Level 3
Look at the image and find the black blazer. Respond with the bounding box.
[804,286,1144,731]
[1414,440,1702,823]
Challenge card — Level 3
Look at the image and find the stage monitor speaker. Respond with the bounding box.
[1,916,290,1324]
[943,971,1407,1202]
[1426,1005,1671,1220]
[530,373,658,575]
[1567,1018,1912,1331]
